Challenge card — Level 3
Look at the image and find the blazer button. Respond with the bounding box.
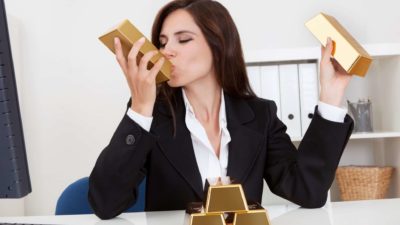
[126,134,136,145]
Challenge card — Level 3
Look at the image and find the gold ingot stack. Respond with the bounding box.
[188,177,270,225]
[99,19,171,84]
[305,12,372,77]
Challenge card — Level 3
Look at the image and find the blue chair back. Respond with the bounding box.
[55,177,146,215]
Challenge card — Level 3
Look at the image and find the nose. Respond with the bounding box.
[160,43,176,60]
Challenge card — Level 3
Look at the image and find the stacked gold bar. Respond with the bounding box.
[99,19,171,84]
[305,12,372,77]
[188,177,270,225]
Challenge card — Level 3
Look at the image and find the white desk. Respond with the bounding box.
[1,198,399,225]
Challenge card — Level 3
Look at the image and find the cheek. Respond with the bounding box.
[181,47,213,78]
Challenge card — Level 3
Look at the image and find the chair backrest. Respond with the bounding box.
[55,177,146,215]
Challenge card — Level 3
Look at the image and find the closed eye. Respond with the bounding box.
[159,38,193,48]
[179,39,192,44]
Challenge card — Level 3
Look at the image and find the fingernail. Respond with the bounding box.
[139,37,145,43]
[114,37,119,44]
[327,37,332,43]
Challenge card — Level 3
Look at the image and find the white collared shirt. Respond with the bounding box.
[181,89,231,188]
[126,89,347,188]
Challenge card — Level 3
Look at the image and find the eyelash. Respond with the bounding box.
[179,39,192,44]
[159,39,192,48]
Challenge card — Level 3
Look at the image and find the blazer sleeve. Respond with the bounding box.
[88,100,157,219]
[263,101,354,208]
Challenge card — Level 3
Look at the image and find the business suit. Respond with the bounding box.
[88,89,353,219]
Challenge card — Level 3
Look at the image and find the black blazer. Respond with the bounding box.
[88,89,353,219]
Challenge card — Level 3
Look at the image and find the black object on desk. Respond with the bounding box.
[1,223,59,225]
[0,0,31,198]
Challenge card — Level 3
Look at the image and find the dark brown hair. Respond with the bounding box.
[152,0,256,133]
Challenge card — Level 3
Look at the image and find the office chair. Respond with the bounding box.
[55,177,146,215]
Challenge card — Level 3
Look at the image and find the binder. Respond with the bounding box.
[260,65,281,119]
[299,63,319,136]
[279,64,302,138]
[246,66,261,97]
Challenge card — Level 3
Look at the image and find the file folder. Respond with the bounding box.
[260,65,281,119]
[279,64,301,138]
[247,66,261,96]
[299,63,319,136]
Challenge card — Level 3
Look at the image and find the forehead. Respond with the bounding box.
[160,9,201,35]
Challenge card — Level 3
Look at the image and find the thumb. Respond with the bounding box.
[322,37,333,63]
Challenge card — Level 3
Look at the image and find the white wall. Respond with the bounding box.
[1,0,399,216]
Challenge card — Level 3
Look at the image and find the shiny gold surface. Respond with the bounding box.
[205,184,248,213]
[188,178,271,225]
[190,213,226,225]
[99,19,171,83]
[233,210,270,225]
[305,12,372,77]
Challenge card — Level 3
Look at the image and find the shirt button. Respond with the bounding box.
[126,134,136,145]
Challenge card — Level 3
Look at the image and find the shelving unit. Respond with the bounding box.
[350,132,400,140]
[245,43,400,204]
[291,131,400,142]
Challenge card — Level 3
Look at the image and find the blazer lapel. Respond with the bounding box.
[224,93,265,184]
[150,91,265,199]
[151,91,204,200]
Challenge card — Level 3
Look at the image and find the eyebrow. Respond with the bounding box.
[159,30,197,39]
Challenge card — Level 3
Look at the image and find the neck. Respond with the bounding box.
[183,77,221,123]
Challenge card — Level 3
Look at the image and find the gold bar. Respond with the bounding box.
[305,12,372,77]
[187,178,272,225]
[205,184,248,213]
[233,210,271,225]
[99,19,171,84]
[190,213,226,225]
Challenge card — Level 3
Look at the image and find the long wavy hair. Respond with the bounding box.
[152,0,256,134]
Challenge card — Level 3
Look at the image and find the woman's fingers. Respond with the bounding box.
[149,57,165,80]
[114,37,128,74]
[321,37,333,64]
[138,51,157,73]
[113,37,158,115]
[127,37,146,71]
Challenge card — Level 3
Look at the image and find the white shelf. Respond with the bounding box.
[245,43,400,63]
[350,131,400,140]
[291,131,400,142]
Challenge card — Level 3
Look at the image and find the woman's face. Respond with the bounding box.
[159,9,214,87]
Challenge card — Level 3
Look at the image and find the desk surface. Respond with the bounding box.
[1,198,399,225]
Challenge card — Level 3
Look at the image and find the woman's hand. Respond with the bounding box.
[114,37,165,117]
[319,37,352,107]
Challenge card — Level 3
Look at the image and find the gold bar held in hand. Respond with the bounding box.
[99,19,171,84]
[305,12,372,77]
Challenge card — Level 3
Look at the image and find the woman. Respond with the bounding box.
[89,0,353,220]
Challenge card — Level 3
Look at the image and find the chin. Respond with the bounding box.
[166,74,189,87]
[166,79,183,87]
